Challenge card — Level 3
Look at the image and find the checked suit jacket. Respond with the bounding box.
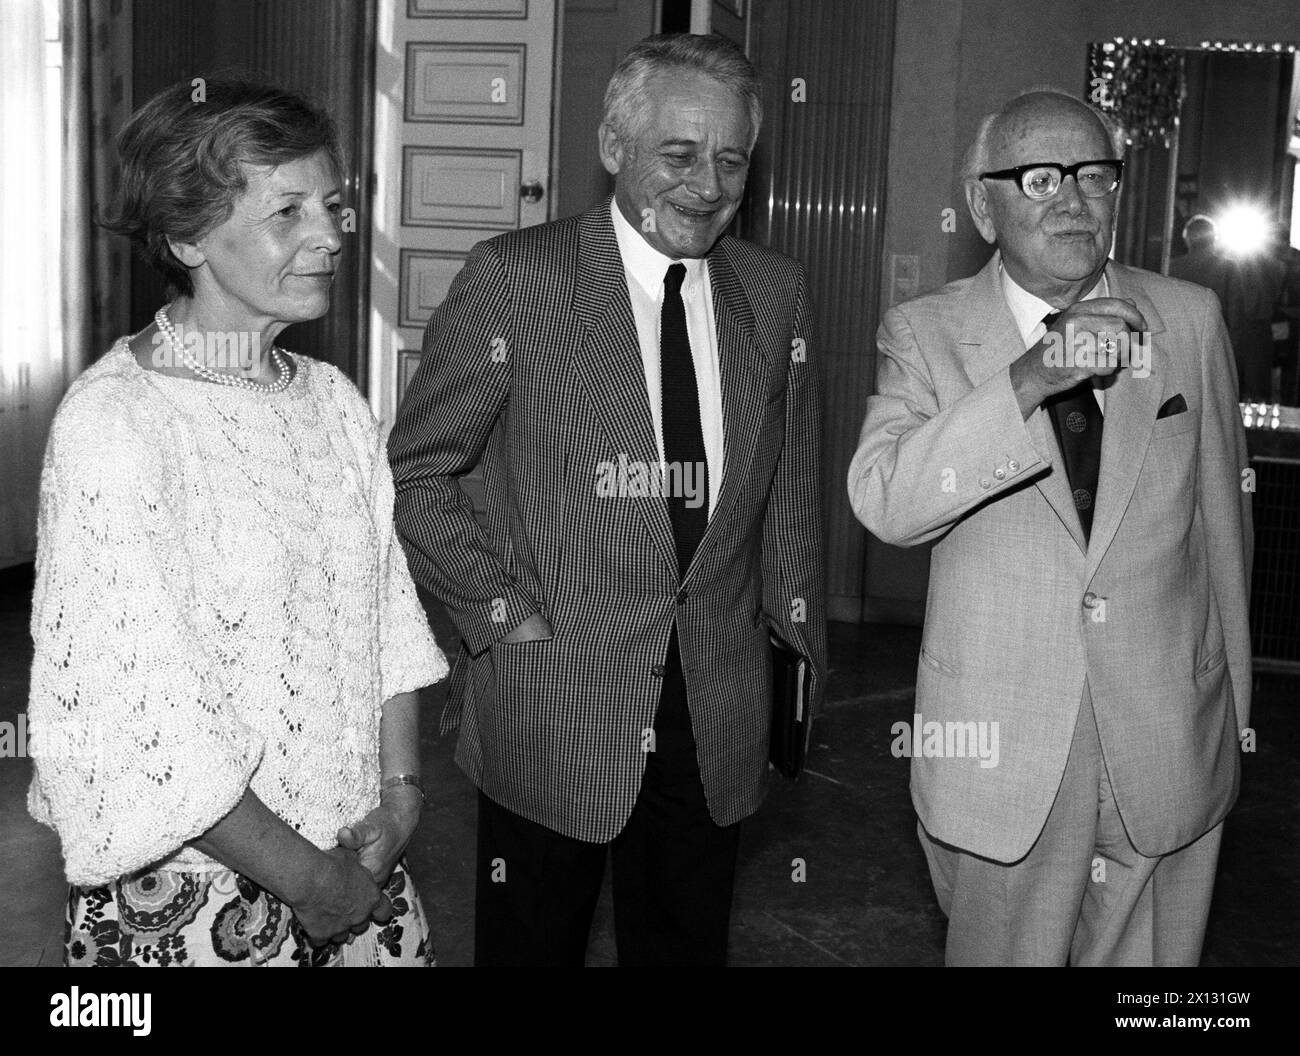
[389,202,827,843]
[848,252,1253,864]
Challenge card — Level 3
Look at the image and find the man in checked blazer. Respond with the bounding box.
[390,33,825,966]
[848,90,1252,965]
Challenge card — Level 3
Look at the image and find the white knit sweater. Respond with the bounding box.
[27,339,448,886]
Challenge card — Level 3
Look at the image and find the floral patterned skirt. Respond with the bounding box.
[64,859,434,967]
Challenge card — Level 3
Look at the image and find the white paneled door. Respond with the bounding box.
[370,0,557,429]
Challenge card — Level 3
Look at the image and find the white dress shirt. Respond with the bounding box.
[610,200,724,518]
[1001,257,1110,412]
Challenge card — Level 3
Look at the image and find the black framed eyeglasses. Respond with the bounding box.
[979,159,1124,200]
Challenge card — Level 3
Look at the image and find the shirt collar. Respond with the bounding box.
[999,253,1110,346]
[610,199,706,299]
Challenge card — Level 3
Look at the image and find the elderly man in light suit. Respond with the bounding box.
[391,33,824,966]
[849,90,1252,966]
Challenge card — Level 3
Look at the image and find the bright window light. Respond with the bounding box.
[1216,203,1272,257]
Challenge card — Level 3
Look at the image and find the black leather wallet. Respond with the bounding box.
[1157,393,1187,418]
[769,633,812,779]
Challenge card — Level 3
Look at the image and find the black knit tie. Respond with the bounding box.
[660,263,708,576]
[1041,311,1103,541]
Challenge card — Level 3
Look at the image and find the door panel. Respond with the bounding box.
[371,0,557,430]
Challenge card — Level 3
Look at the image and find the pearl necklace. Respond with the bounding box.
[155,307,292,393]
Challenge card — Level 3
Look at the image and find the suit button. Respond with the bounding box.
[1008,460,1019,472]
[994,467,1005,480]
[651,664,666,678]
[979,477,991,489]
[675,590,688,605]
[1082,591,1097,609]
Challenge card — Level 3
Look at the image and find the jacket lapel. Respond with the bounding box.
[687,238,767,582]
[1085,263,1166,579]
[960,254,1088,554]
[571,205,678,573]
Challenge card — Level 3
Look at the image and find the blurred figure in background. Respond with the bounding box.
[1171,211,1286,403]
[1267,221,1300,404]
[1169,214,1230,308]
[1222,221,1286,403]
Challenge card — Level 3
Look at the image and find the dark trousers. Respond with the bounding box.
[474,627,742,966]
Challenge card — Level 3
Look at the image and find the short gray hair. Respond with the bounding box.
[602,32,762,147]
[961,87,1125,183]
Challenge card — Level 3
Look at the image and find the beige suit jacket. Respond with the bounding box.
[848,253,1252,862]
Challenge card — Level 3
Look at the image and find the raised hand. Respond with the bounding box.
[1010,296,1149,417]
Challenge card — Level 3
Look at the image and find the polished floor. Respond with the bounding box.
[1,561,1296,966]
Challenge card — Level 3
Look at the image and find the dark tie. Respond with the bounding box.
[1041,311,1103,542]
[660,262,708,576]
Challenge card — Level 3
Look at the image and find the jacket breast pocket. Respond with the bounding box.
[1150,405,1198,440]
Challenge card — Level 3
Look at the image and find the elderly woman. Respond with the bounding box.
[26,79,447,966]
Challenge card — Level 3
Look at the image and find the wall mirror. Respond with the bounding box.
[1089,38,1300,404]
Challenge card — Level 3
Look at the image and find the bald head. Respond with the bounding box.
[963,89,1125,304]
[964,91,1122,182]
[1183,214,1217,251]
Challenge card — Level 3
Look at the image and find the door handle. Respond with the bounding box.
[519,181,545,204]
